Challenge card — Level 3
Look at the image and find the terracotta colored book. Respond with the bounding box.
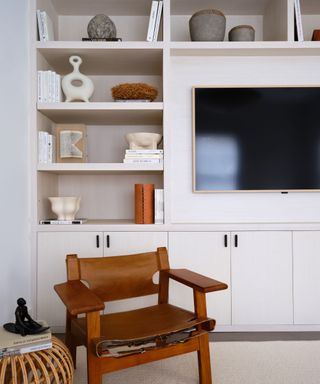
[135,184,154,224]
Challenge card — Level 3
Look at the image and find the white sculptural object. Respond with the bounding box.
[125,132,162,150]
[62,56,94,102]
[48,197,81,220]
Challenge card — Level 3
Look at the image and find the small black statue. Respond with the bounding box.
[3,298,49,336]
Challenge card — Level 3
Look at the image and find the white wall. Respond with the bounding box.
[169,56,320,223]
[0,2,30,323]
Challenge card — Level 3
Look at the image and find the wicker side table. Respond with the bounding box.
[0,336,74,383]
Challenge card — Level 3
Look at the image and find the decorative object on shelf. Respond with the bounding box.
[3,298,50,336]
[312,29,320,41]
[87,14,117,39]
[111,83,158,101]
[55,124,87,163]
[0,336,74,384]
[135,184,154,224]
[228,25,255,41]
[189,9,226,41]
[125,132,162,150]
[62,56,94,102]
[82,37,122,41]
[48,197,81,221]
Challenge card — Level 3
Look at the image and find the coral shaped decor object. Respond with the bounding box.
[62,56,94,102]
[87,14,117,38]
[112,83,158,101]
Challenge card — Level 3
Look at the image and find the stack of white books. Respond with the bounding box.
[146,1,163,42]
[0,322,52,358]
[123,149,163,164]
[36,10,54,42]
[38,70,62,103]
[38,131,56,164]
[154,189,164,224]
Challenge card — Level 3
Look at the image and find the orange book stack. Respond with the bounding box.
[135,184,154,224]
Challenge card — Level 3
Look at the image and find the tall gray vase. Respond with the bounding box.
[189,9,226,41]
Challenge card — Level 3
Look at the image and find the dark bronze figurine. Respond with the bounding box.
[3,298,49,336]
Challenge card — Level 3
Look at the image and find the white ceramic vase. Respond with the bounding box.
[62,56,94,102]
[48,197,81,220]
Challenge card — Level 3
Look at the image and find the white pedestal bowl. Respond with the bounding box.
[48,197,81,220]
[125,132,162,150]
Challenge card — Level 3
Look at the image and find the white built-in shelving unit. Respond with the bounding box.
[32,0,320,332]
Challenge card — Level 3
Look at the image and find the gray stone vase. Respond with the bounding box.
[189,9,226,41]
[228,25,255,41]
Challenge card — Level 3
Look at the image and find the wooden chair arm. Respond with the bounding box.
[54,280,105,316]
[165,269,228,293]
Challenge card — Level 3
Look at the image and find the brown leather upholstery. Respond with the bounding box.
[54,247,228,384]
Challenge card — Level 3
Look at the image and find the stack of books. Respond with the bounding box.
[123,149,163,164]
[0,323,52,358]
[36,10,54,42]
[38,131,55,164]
[134,184,164,225]
[146,1,163,42]
[38,70,62,103]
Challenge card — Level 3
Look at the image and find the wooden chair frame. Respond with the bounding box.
[54,247,227,384]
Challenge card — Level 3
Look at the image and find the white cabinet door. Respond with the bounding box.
[231,231,293,325]
[37,232,103,330]
[102,232,168,313]
[293,231,320,324]
[168,232,231,325]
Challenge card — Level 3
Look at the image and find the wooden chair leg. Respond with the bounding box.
[66,311,77,368]
[197,333,212,384]
[86,311,102,384]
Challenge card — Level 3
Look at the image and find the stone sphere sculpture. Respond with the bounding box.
[87,14,117,38]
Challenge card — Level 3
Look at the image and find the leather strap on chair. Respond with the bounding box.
[94,317,214,358]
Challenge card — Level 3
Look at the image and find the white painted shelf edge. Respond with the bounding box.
[37,163,164,174]
[36,41,164,50]
[37,102,164,110]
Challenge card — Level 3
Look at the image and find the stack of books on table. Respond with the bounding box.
[123,149,163,164]
[0,323,52,358]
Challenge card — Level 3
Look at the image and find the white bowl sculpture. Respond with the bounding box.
[125,132,162,150]
[48,197,81,220]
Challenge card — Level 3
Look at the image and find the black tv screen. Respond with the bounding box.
[193,86,320,192]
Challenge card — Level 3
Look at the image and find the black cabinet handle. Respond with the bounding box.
[96,235,100,248]
[224,234,228,248]
[106,235,110,248]
[234,234,238,248]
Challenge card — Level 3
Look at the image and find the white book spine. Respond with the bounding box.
[47,134,53,163]
[153,1,163,41]
[146,1,159,42]
[55,74,61,102]
[125,149,163,154]
[123,158,163,163]
[294,0,304,42]
[43,71,49,103]
[154,189,164,224]
[47,71,52,103]
[40,11,48,42]
[36,10,45,41]
[37,71,42,103]
[38,131,46,163]
[51,71,56,103]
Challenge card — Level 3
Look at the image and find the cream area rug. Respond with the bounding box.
[73,340,320,384]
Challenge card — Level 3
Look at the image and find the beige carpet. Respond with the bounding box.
[73,340,320,383]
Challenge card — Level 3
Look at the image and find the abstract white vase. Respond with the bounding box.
[62,56,94,102]
[125,132,162,150]
[48,197,81,220]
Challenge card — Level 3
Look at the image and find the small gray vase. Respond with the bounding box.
[87,14,117,39]
[189,9,226,41]
[228,25,255,41]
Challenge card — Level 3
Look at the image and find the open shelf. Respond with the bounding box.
[37,102,163,124]
[37,163,164,175]
[170,41,320,56]
[37,42,163,75]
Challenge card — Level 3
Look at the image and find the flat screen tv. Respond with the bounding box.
[193,86,320,192]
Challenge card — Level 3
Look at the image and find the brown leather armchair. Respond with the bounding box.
[54,247,227,384]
